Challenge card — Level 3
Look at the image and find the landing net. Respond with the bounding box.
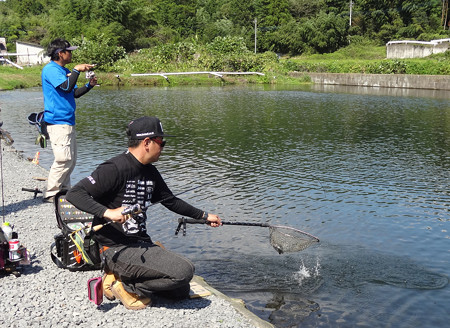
[269,225,319,254]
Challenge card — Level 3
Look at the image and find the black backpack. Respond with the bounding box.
[27,111,49,148]
[50,190,102,271]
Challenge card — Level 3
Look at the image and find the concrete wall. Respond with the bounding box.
[290,72,450,91]
[386,39,450,59]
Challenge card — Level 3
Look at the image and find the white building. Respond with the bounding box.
[15,41,49,65]
[386,39,450,59]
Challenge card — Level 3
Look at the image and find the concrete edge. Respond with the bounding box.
[192,275,274,328]
[290,72,450,90]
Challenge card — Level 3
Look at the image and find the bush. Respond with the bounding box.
[71,35,126,68]
[205,36,250,55]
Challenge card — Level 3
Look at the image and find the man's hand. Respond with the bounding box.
[89,76,98,87]
[73,63,96,72]
[207,214,222,227]
[103,207,130,224]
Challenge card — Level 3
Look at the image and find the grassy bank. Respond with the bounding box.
[0,66,43,90]
[283,44,450,75]
[0,65,308,90]
[1,43,449,90]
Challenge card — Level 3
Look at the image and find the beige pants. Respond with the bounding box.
[44,124,77,199]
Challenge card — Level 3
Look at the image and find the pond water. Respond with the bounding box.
[1,84,449,327]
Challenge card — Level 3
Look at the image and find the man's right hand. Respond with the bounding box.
[103,207,130,224]
[73,64,96,72]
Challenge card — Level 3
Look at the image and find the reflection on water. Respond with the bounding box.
[1,84,449,327]
[202,245,448,327]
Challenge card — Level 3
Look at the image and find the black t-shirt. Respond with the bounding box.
[67,151,204,246]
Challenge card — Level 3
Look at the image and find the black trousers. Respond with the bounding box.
[104,242,195,299]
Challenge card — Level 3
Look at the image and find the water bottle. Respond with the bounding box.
[1,222,13,241]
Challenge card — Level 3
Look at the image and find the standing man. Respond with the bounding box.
[66,116,222,310]
[42,38,97,203]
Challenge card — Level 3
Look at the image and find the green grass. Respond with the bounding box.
[0,65,43,90]
[283,44,450,75]
[294,44,387,60]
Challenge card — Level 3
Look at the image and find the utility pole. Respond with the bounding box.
[254,18,257,54]
[442,0,449,30]
[349,0,353,26]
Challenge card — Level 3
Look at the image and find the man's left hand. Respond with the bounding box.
[89,76,98,87]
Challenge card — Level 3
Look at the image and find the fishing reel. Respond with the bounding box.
[85,71,95,79]
[121,204,146,224]
[121,204,143,216]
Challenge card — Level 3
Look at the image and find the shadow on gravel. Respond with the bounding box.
[96,297,212,312]
[2,196,48,216]
[10,254,44,276]
[152,296,213,310]
[95,302,120,312]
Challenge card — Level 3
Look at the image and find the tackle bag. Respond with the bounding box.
[51,190,102,271]
[1,224,31,274]
[0,229,9,270]
[27,111,49,148]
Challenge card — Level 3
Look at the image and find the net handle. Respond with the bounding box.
[176,218,271,236]
[178,218,270,227]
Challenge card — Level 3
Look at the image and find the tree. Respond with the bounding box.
[301,11,349,53]
[288,0,325,19]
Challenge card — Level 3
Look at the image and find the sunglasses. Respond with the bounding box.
[151,138,166,148]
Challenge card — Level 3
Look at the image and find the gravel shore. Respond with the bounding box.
[0,139,271,328]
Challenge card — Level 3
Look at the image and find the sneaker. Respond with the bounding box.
[111,280,151,310]
[102,273,117,301]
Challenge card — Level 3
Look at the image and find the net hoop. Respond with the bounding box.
[269,225,319,254]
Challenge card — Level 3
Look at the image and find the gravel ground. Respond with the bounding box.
[0,139,269,328]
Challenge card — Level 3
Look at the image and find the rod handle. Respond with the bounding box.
[92,224,105,232]
[91,204,142,232]
[92,221,113,232]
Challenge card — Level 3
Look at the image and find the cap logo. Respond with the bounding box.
[136,132,155,137]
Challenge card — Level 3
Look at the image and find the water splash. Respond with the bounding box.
[293,258,321,285]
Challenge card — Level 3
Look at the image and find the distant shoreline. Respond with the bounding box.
[2,65,450,91]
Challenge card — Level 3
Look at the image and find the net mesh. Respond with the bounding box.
[269,225,319,254]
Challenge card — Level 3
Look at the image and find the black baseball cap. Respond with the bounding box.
[127,116,175,140]
[48,39,78,57]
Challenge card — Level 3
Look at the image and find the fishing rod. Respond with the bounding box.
[91,177,223,232]
[0,122,4,223]
[0,122,31,275]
